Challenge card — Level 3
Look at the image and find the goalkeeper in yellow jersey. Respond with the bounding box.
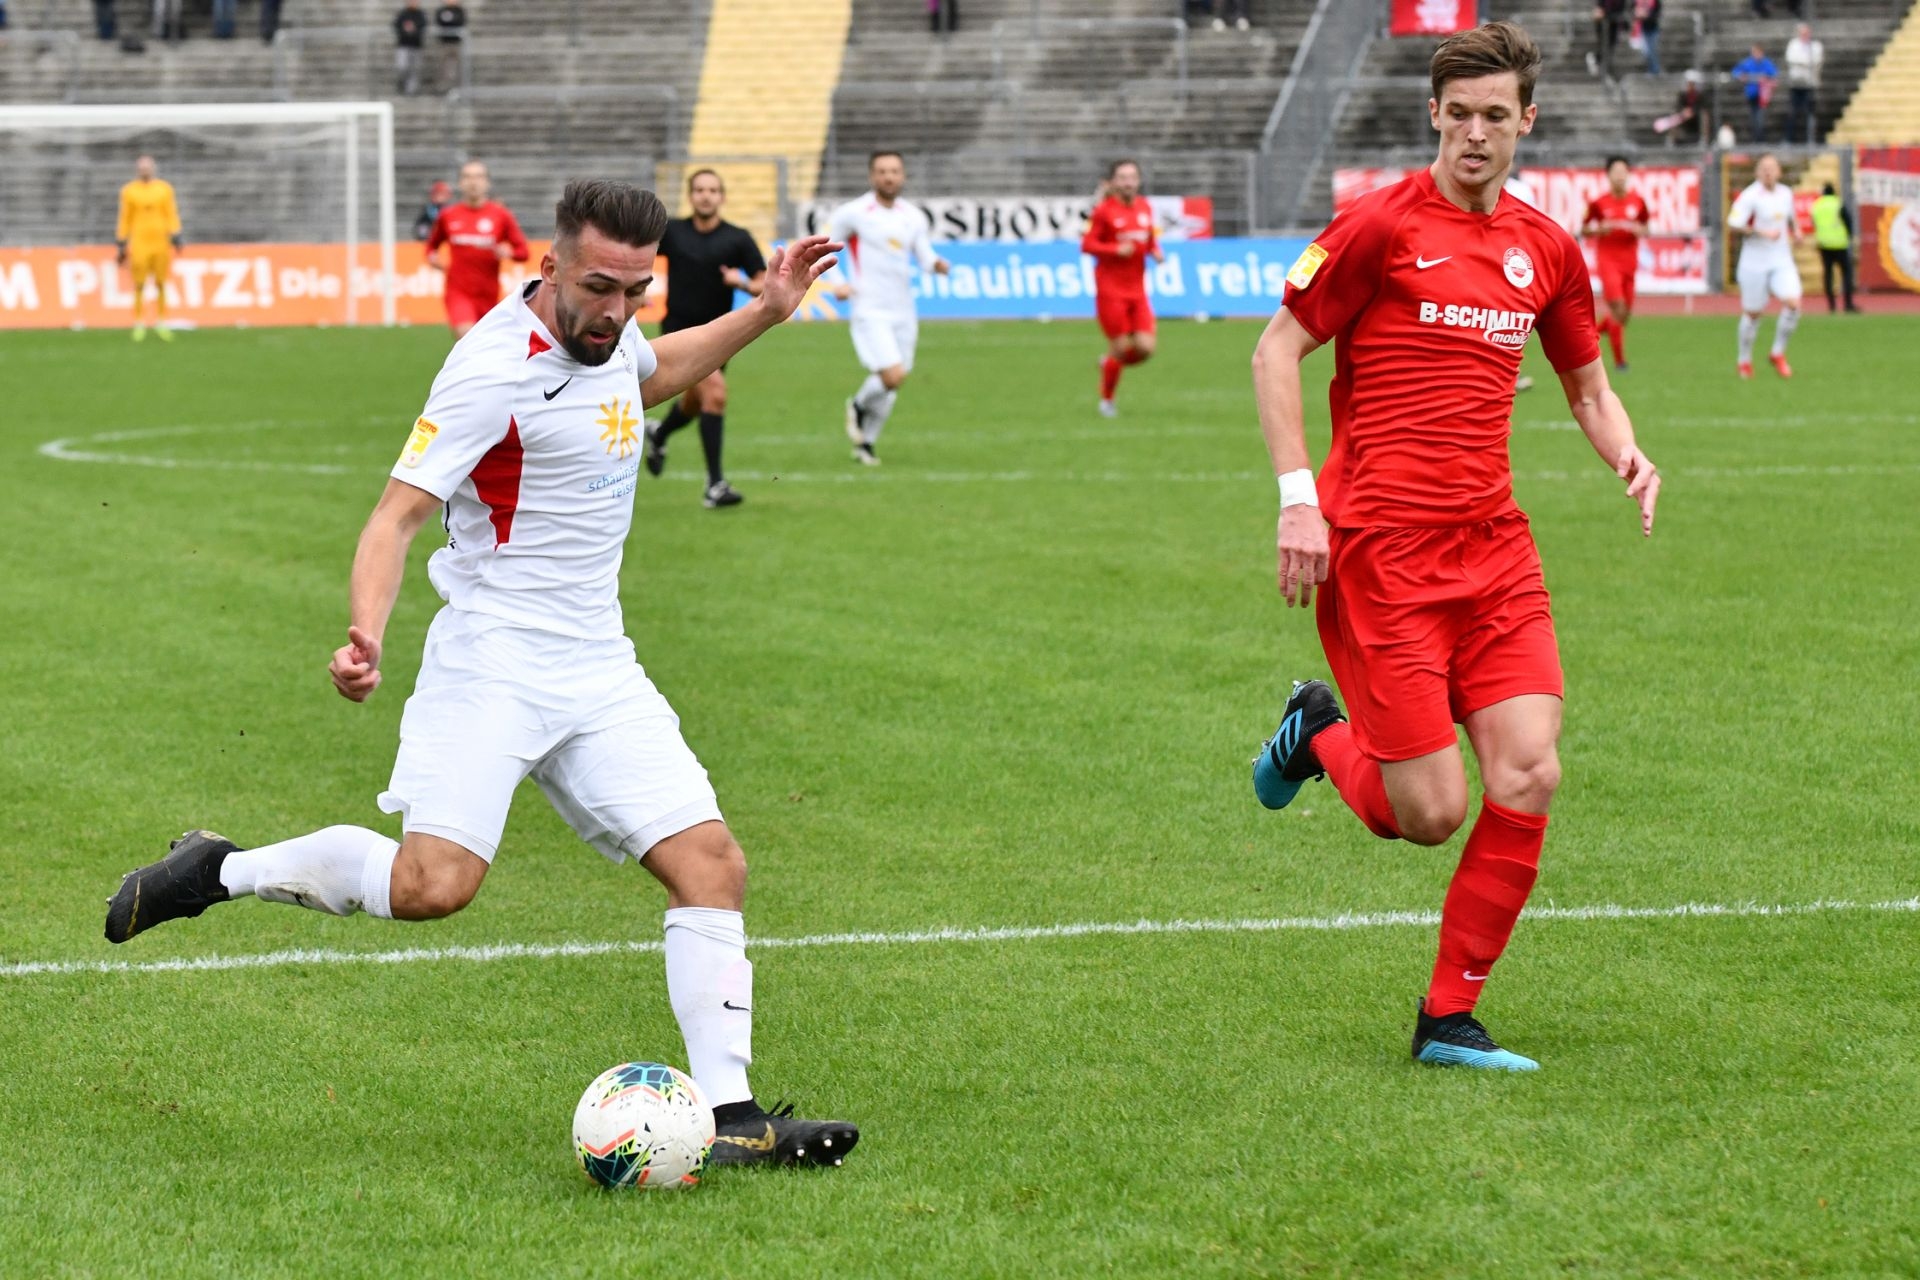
[116,155,183,341]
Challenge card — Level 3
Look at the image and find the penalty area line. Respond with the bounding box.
[2,896,1916,981]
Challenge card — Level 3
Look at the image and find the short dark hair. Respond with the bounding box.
[1430,21,1543,110]
[1606,154,1630,171]
[1822,181,1836,195]
[869,150,904,168]
[553,178,668,249]
[686,167,724,194]
[1107,158,1141,179]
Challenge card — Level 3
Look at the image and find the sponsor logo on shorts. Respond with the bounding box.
[1416,301,1537,349]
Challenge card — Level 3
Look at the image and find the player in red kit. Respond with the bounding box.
[426,159,531,337]
[1581,155,1649,371]
[1081,159,1162,417]
[1248,23,1660,1070]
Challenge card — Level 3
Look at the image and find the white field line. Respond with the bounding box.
[4,896,1915,981]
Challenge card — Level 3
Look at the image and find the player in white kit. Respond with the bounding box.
[1728,154,1803,380]
[827,151,950,465]
[104,181,859,1168]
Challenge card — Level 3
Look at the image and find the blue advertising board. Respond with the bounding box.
[798,237,1313,322]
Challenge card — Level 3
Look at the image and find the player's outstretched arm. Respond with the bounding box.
[1252,306,1330,607]
[641,235,840,409]
[329,479,443,702]
[1558,358,1660,538]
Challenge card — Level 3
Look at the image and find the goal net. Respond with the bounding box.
[0,102,396,329]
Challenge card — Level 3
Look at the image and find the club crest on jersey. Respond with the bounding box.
[399,416,439,468]
[597,399,639,459]
[1502,247,1535,289]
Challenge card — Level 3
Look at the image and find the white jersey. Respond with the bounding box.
[826,192,938,318]
[1729,181,1799,271]
[392,281,659,641]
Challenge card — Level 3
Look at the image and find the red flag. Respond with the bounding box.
[1390,0,1475,37]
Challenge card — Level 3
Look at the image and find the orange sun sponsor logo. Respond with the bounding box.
[596,399,639,459]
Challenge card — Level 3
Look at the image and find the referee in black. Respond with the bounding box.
[643,168,768,508]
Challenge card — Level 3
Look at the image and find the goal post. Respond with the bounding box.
[1,101,397,327]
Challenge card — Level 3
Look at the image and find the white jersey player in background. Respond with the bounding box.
[827,150,950,465]
[104,180,861,1169]
[1728,153,1803,379]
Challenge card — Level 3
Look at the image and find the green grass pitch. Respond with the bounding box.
[2,312,1917,1278]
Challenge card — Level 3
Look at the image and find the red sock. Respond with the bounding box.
[1311,722,1400,839]
[1605,317,1625,366]
[1424,798,1548,1017]
[1100,355,1122,400]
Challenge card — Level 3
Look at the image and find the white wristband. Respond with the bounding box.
[1278,468,1319,510]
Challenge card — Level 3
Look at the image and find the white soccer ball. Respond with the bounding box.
[572,1062,715,1190]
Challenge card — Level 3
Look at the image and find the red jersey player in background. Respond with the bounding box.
[1581,156,1649,371]
[426,159,531,337]
[1249,23,1659,1070]
[1080,159,1163,417]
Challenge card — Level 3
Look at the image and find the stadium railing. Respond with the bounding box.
[1255,0,1379,231]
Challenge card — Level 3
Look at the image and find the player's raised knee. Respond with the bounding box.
[1397,797,1468,847]
[388,835,488,919]
[1483,750,1561,813]
[880,366,909,391]
[646,820,747,909]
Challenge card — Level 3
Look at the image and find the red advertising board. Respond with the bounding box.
[1389,0,1475,36]
[1332,164,1709,293]
[1856,146,1920,294]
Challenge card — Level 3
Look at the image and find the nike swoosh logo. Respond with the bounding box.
[542,377,572,401]
[722,1000,752,1012]
[1463,970,1489,981]
[1415,255,1452,270]
[712,1123,776,1152]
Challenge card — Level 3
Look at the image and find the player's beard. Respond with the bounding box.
[554,294,619,366]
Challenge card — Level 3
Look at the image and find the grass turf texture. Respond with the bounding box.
[2,315,1916,1277]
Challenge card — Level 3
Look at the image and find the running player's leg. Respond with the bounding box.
[445,290,485,338]
[1303,528,1470,845]
[150,251,173,338]
[535,674,857,1166]
[847,315,902,462]
[690,370,742,506]
[1122,297,1157,366]
[1096,292,1130,413]
[1768,263,1801,376]
[1736,263,1770,376]
[129,260,151,338]
[856,318,914,446]
[1604,268,1632,368]
[1410,521,1562,1062]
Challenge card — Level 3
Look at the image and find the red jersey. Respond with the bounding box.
[1282,168,1598,528]
[427,200,530,299]
[1080,195,1158,295]
[1583,190,1649,264]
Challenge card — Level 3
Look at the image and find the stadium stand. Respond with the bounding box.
[1830,0,1920,142]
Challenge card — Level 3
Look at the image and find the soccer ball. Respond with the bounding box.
[571,1062,715,1190]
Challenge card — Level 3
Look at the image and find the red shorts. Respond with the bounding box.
[1598,258,1637,307]
[445,287,501,331]
[1314,514,1563,762]
[1096,290,1155,340]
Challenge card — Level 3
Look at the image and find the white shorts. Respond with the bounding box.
[378,608,722,864]
[1737,258,1802,312]
[850,312,917,373]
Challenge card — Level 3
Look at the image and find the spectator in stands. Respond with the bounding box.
[152,0,183,43]
[1586,0,1628,81]
[395,0,428,95]
[927,0,957,34]
[1633,0,1661,77]
[1785,22,1822,144]
[413,179,452,241]
[1731,43,1776,142]
[211,0,237,38]
[1654,68,1710,145]
[260,0,283,44]
[1750,0,1805,17]
[0,2,9,39]
[432,0,467,92]
[1188,0,1250,32]
[94,0,116,40]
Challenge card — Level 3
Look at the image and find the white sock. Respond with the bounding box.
[664,906,753,1106]
[1772,308,1799,356]
[218,825,399,918]
[863,390,898,444]
[1737,314,1760,364]
[853,373,887,411]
